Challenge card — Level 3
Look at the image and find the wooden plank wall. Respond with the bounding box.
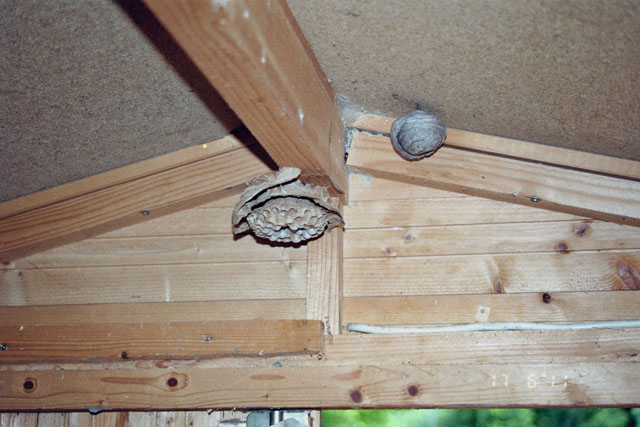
[0,192,307,311]
[1,172,640,416]
[343,173,640,327]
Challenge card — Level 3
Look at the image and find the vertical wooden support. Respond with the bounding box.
[141,0,348,197]
[306,227,343,335]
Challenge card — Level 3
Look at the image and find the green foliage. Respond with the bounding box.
[322,408,635,427]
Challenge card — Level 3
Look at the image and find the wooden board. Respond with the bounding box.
[306,227,343,335]
[348,113,640,181]
[344,252,640,296]
[0,319,323,363]
[0,137,272,262]
[343,292,640,326]
[344,198,581,229]
[326,329,640,365]
[345,220,640,259]
[0,261,307,306]
[1,363,638,409]
[12,234,306,268]
[347,133,640,226]
[0,300,305,325]
[142,0,347,196]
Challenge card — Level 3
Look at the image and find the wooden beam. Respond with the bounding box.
[0,319,322,363]
[0,300,305,324]
[1,363,638,409]
[347,133,640,226]
[348,113,640,181]
[141,0,348,197]
[0,136,272,262]
[343,292,640,326]
[345,220,640,259]
[306,226,343,335]
[344,252,640,297]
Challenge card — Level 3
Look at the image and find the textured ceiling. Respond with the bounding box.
[0,0,240,202]
[1,0,638,203]
[287,0,640,161]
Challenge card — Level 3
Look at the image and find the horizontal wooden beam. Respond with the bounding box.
[0,300,305,324]
[142,0,347,197]
[348,113,640,181]
[347,132,640,227]
[0,319,322,363]
[0,136,272,262]
[1,362,638,409]
[343,292,640,326]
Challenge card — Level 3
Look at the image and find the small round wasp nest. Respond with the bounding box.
[390,110,446,160]
[232,168,343,244]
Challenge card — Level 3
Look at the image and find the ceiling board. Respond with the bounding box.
[0,0,240,202]
[287,0,640,160]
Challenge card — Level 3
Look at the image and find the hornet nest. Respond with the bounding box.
[232,167,343,244]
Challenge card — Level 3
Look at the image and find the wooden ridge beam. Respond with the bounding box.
[142,0,348,197]
[347,132,640,226]
[0,319,322,363]
[1,362,638,409]
[0,136,272,262]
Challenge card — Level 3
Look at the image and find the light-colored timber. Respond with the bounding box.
[343,292,640,326]
[141,0,347,197]
[306,227,343,335]
[1,363,638,409]
[0,136,272,262]
[348,113,640,181]
[0,319,322,363]
[347,132,640,226]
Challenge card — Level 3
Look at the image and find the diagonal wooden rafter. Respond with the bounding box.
[347,114,640,227]
[0,135,272,262]
[141,0,348,198]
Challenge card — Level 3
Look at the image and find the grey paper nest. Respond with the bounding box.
[232,168,343,244]
[390,110,447,160]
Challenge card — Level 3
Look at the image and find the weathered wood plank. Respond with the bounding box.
[0,319,323,363]
[0,261,307,306]
[0,300,305,325]
[343,252,640,297]
[13,234,306,268]
[349,113,640,181]
[1,363,638,409]
[0,139,241,220]
[306,227,343,335]
[347,133,640,226]
[344,198,580,229]
[142,0,347,196]
[0,138,272,262]
[344,221,640,259]
[0,413,38,427]
[343,292,640,326]
[327,329,640,365]
[348,172,463,202]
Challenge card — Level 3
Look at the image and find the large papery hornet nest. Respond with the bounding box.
[232,168,343,244]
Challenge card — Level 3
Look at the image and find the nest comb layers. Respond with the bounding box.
[390,110,447,160]
[232,168,343,243]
